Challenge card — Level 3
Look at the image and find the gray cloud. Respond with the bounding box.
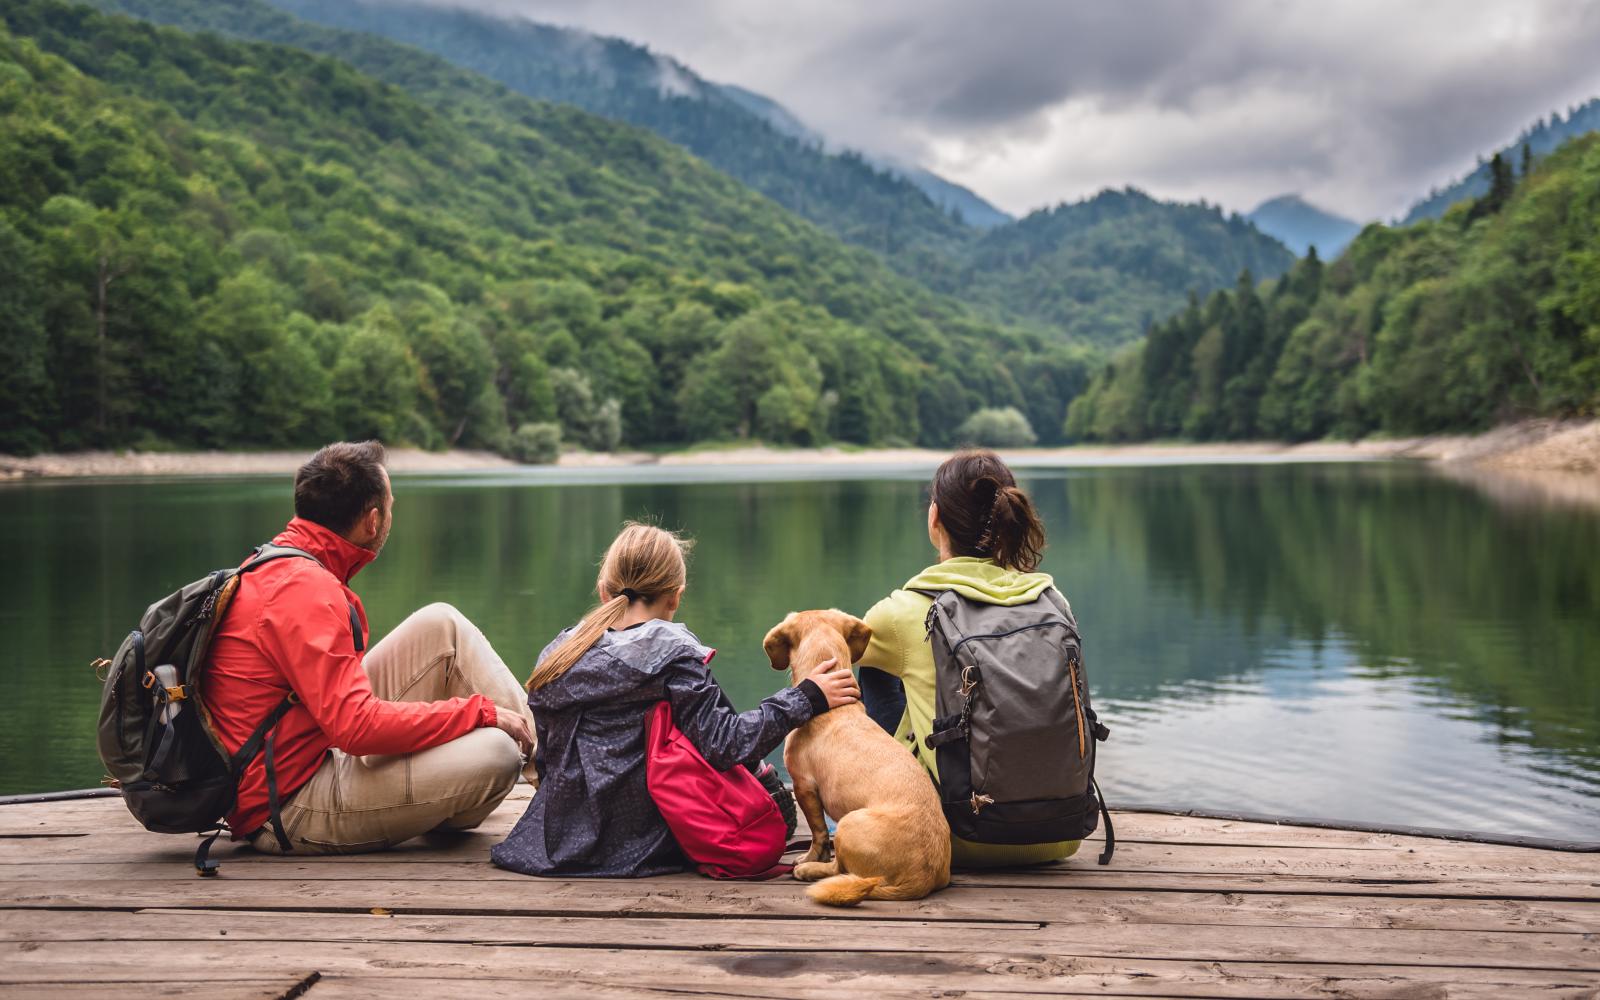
[414,0,1600,220]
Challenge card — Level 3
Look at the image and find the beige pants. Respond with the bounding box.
[251,602,536,855]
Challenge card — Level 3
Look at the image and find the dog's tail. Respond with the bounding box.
[806,873,884,907]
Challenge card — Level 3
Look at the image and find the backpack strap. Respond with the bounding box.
[1094,778,1115,865]
[226,543,364,855]
[241,544,318,573]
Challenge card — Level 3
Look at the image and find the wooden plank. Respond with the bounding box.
[5,851,1595,886]
[1,908,1594,970]
[3,872,1597,933]
[303,974,1600,1000]
[4,795,1569,854]
[0,984,302,1000]
[8,870,1599,922]
[1,941,1596,998]
[5,829,1594,884]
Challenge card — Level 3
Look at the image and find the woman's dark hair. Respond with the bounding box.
[293,441,388,533]
[930,449,1046,572]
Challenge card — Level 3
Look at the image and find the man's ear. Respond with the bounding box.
[829,610,873,663]
[762,615,796,671]
[353,506,377,545]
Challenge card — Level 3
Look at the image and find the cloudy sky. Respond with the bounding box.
[431,1,1600,221]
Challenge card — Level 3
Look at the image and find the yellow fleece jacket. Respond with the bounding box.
[859,556,1080,868]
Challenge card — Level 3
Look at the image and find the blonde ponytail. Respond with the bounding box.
[526,522,691,692]
[525,594,631,692]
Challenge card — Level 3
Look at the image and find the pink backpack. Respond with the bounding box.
[644,702,790,879]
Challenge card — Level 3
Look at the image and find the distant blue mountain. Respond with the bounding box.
[1246,195,1363,258]
[1402,97,1600,224]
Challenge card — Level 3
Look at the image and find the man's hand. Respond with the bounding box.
[495,710,535,755]
[807,659,860,709]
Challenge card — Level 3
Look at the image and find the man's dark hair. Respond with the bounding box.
[294,441,389,534]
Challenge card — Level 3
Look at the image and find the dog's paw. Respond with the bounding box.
[792,860,836,882]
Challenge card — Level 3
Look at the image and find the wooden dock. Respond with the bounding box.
[1,787,1596,998]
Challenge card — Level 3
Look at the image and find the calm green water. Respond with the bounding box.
[4,462,1597,840]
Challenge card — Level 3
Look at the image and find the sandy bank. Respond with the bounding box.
[2,419,1595,480]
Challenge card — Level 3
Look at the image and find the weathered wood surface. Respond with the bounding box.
[1,789,1596,998]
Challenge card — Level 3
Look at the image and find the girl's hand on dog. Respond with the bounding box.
[808,660,861,709]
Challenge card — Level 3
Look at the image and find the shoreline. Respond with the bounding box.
[2,418,1595,481]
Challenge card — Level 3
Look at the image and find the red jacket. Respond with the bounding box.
[207,518,496,837]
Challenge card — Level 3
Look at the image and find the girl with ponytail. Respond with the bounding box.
[492,523,858,878]
[855,450,1081,868]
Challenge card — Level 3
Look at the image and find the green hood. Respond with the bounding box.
[903,557,1053,606]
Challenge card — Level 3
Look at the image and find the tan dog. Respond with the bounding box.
[764,610,951,906]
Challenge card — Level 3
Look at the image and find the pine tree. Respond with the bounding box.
[1468,152,1516,223]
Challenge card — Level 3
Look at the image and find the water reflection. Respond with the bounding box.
[2,463,1595,839]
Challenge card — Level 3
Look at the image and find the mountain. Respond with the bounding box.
[0,0,1090,455]
[146,0,1277,346]
[942,189,1297,344]
[1401,97,1600,224]
[255,0,980,264]
[1246,195,1363,258]
[1066,133,1600,443]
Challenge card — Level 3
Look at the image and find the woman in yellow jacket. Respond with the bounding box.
[856,449,1080,868]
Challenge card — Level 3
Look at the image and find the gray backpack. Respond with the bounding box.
[920,587,1113,864]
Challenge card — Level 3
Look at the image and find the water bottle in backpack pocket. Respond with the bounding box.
[919,587,1114,864]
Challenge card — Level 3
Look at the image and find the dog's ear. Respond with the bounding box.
[829,610,873,664]
[763,615,797,671]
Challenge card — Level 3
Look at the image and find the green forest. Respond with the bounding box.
[4,0,1597,458]
[91,0,1295,347]
[1066,140,1600,442]
[0,0,1101,456]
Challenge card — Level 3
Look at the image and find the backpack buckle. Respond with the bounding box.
[164,685,188,702]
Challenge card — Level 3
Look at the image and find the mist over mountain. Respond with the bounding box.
[716,83,1011,228]
[1246,195,1363,258]
[1402,96,1600,224]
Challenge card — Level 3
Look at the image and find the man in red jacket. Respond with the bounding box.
[207,441,536,854]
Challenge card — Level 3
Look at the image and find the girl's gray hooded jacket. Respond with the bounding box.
[491,619,827,877]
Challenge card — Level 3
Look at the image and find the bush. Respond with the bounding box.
[550,367,623,451]
[510,422,561,464]
[955,407,1037,448]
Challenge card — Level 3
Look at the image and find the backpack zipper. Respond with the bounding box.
[1069,656,1087,759]
[947,620,1076,656]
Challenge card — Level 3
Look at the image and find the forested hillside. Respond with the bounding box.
[0,0,1097,456]
[258,0,981,264]
[940,189,1296,344]
[1402,97,1600,224]
[97,0,1293,347]
[1066,134,1600,442]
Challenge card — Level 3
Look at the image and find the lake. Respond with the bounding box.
[3,460,1597,841]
